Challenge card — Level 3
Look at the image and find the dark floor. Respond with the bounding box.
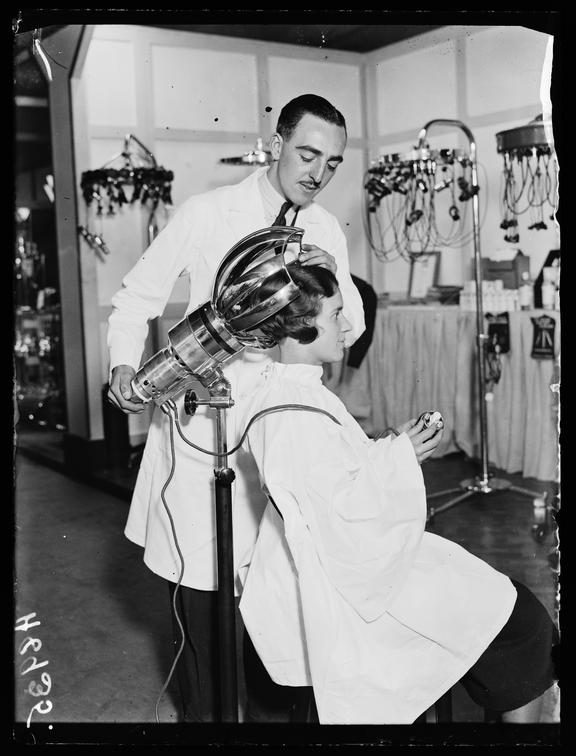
[13,426,561,743]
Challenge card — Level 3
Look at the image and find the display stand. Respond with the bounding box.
[414,120,545,520]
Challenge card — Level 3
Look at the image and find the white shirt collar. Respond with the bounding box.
[267,361,324,385]
[259,170,299,226]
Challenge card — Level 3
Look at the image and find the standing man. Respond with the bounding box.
[106,94,365,722]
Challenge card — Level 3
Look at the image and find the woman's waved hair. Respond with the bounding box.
[255,263,339,345]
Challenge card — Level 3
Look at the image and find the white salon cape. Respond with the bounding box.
[107,168,365,591]
[238,362,517,724]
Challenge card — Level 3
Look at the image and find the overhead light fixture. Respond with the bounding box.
[79,134,174,256]
[80,134,173,215]
[495,115,557,240]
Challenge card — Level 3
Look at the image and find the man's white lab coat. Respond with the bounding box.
[107,168,365,590]
[238,362,517,723]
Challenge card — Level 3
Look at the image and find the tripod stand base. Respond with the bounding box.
[427,475,546,520]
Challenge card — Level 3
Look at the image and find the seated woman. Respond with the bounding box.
[237,263,558,725]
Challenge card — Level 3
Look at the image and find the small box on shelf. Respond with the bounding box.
[481,251,530,290]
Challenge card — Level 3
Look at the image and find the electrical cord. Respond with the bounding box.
[364,160,490,263]
[152,401,342,721]
[182,402,341,457]
[154,414,191,724]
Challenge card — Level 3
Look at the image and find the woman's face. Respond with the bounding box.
[306,290,352,365]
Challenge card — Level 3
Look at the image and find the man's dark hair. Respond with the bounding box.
[255,263,339,345]
[276,94,347,141]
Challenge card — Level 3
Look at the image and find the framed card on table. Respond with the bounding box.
[408,251,441,300]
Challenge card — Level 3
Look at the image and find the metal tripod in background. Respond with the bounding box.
[417,119,546,522]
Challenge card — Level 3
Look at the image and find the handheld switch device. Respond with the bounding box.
[420,410,444,432]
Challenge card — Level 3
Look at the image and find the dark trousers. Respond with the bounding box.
[168,581,305,722]
[459,579,558,712]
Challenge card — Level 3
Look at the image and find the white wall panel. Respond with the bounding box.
[374,40,457,136]
[83,40,137,127]
[90,208,152,306]
[154,140,258,305]
[267,57,363,139]
[152,46,259,132]
[89,137,130,170]
[465,27,550,116]
[155,140,255,203]
[87,139,153,306]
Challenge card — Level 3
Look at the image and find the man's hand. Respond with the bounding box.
[397,415,444,464]
[107,365,146,414]
[299,244,337,274]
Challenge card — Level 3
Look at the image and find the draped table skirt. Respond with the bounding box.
[363,306,560,482]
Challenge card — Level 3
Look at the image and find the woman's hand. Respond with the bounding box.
[397,415,444,464]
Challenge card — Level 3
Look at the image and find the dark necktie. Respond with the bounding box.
[273,200,293,226]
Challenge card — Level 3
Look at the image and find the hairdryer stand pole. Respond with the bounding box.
[185,382,239,722]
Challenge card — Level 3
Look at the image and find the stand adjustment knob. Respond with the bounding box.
[215,467,236,485]
[184,390,199,416]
